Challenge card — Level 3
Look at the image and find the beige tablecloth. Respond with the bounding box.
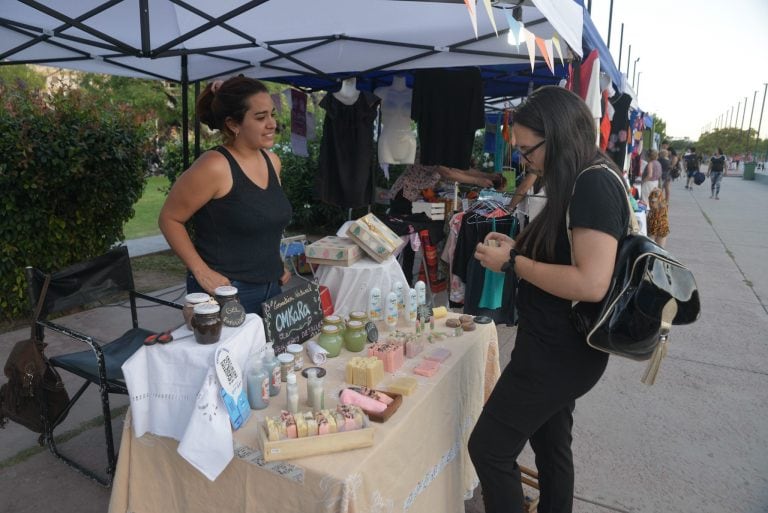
[109,316,500,513]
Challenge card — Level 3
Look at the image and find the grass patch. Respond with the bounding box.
[123,175,169,239]
[0,405,129,469]
[131,250,187,275]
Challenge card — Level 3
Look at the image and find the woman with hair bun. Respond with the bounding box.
[159,76,293,315]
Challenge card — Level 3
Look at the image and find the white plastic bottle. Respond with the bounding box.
[415,280,426,306]
[285,372,299,414]
[385,291,398,329]
[368,287,382,322]
[407,288,418,325]
[262,344,281,397]
[393,281,405,311]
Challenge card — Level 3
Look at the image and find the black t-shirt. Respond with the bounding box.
[685,153,700,171]
[710,155,726,172]
[516,168,628,343]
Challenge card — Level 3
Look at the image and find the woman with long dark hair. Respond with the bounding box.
[470,86,630,513]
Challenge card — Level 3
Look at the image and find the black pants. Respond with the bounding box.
[468,402,576,513]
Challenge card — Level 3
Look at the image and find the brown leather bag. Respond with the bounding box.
[0,275,69,435]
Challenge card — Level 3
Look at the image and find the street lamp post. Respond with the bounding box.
[636,71,643,98]
[632,57,640,88]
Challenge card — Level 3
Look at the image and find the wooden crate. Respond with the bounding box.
[259,425,375,462]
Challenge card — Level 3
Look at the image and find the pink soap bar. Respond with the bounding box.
[413,365,439,377]
[425,348,451,362]
[340,388,387,413]
[418,360,440,370]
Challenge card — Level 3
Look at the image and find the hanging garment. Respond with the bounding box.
[411,68,484,169]
[453,212,517,325]
[315,91,381,208]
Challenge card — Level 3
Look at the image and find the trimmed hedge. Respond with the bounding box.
[0,81,150,320]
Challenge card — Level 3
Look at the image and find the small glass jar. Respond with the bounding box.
[192,303,222,345]
[214,285,240,309]
[277,352,295,382]
[348,310,368,324]
[344,320,367,352]
[183,292,211,330]
[322,314,345,337]
[317,325,343,358]
[286,344,304,371]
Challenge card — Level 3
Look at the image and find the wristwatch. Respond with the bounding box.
[501,248,519,274]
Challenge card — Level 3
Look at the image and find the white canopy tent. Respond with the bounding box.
[0,0,582,84]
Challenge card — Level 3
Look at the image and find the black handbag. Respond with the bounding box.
[567,165,701,384]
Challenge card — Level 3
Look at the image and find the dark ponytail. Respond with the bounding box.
[196,76,269,142]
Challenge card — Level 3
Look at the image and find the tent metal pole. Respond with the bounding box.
[747,90,758,153]
[607,0,614,49]
[181,54,190,170]
[617,23,624,73]
[194,81,201,160]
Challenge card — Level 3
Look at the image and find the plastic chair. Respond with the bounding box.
[25,246,182,486]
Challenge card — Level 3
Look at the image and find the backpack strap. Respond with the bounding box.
[565,163,638,259]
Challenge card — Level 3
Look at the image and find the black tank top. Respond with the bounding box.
[192,147,292,283]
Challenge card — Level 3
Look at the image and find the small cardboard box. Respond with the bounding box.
[411,201,446,220]
[305,236,363,267]
[346,213,404,263]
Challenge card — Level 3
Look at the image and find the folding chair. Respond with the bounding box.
[25,246,182,486]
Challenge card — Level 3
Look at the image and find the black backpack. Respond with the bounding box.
[686,154,699,171]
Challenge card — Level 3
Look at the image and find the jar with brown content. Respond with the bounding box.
[183,292,212,330]
[192,303,222,344]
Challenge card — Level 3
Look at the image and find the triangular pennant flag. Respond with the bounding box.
[464,0,478,38]
[545,39,555,74]
[523,28,537,72]
[481,0,498,36]
[503,9,522,47]
[535,37,552,74]
[552,33,565,67]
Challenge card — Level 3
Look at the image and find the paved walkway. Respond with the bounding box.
[1,173,767,513]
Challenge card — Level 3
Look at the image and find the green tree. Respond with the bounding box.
[696,127,764,158]
[0,64,46,90]
[0,80,150,320]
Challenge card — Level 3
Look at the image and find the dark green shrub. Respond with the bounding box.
[0,81,150,320]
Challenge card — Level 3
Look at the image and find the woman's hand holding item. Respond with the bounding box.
[279,268,292,286]
[474,239,514,273]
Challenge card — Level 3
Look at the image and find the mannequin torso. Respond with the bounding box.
[333,78,360,106]
[374,75,416,165]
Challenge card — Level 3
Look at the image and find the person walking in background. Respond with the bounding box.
[708,147,726,200]
[469,86,628,513]
[658,148,672,201]
[641,149,662,204]
[684,147,701,189]
[159,76,293,314]
[647,188,670,247]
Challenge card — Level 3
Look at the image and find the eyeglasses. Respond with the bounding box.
[518,139,545,163]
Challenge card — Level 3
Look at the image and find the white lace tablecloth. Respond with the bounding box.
[122,313,266,479]
[315,255,408,318]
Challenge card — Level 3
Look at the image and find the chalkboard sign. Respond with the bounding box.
[261,281,324,354]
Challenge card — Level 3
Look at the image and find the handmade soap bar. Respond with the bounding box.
[432,306,448,319]
[340,388,387,413]
[387,376,418,396]
[346,356,384,388]
[413,360,440,377]
[368,341,405,373]
[425,348,452,363]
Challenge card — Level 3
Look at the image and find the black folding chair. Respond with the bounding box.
[25,246,182,486]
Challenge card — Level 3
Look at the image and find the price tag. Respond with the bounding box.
[221,301,246,327]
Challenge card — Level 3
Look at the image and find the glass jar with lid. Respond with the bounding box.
[192,303,222,344]
[183,292,211,330]
[317,325,343,358]
[322,314,346,337]
[214,285,245,327]
[214,285,239,307]
[344,320,367,352]
[348,310,368,324]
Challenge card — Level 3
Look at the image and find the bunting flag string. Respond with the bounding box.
[461,2,572,76]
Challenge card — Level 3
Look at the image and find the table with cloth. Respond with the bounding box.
[315,255,408,318]
[109,314,500,513]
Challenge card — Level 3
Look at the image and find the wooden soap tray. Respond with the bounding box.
[259,424,374,462]
[364,391,402,423]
